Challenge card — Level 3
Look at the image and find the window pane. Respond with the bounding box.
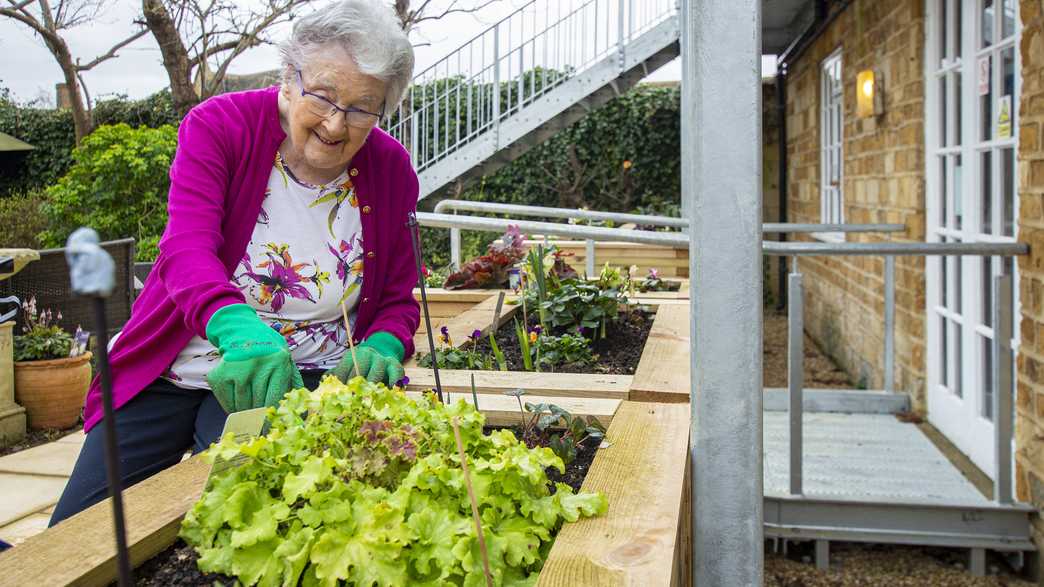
[982,0,995,48]
[955,319,963,398]
[983,256,994,327]
[982,150,993,233]
[956,0,963,56]
[981,55,993,141]
[1002,0,1015,38]
[1002,46,1016,131]
[1003,256,1016,342]
[955,72,963,145]
[941,157,949,226]
[1003,147,1015,236]
[940,77,948,145]
[943,237,950,307]
[941,318,949,387]
[956,248,963,314]
[941,0,949,60]
[955,154,963,229]
[983,335,994,419]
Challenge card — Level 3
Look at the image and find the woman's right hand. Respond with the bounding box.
[204,304,304,412]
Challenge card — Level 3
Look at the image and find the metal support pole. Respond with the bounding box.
[993,273,1013,505]
[814,540,830,571]
[450,223,461,271]
[788,270,804,496]
[684,0,763,584]
[585,238,596,278]
[884,256,895,393]
[970,547,987,577]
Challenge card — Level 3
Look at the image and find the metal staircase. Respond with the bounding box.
[386,0,680,199]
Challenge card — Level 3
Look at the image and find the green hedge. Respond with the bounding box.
[0,90,180,196]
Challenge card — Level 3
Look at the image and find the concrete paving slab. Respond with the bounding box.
[0,474,67,526]
[0,440,81,477]
[56,432,86,446]
[0,512,50,546]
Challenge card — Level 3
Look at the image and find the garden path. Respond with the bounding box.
[0,431,82,546]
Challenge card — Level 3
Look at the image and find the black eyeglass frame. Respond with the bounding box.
[295,69,385,125]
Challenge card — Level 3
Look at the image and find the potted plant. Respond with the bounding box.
[13,297,91,430]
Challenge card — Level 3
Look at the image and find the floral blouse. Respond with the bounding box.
[164,153,364,388]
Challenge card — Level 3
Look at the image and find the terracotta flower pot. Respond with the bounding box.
[14,352,92,430]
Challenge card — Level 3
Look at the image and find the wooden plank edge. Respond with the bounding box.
[629,303,691,404]
[404,368,633,400]
[537,401,691,586]
[411,288,500,303]
[405,391,620,427]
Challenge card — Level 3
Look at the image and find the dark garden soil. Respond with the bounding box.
[765,541,1033,586]
[636,281,682,293]
[132,429,598,586]
[471,307,654,375]
[763,306,852,389]
[0,423,82,458]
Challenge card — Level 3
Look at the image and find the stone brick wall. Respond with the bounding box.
[1014,0,1044,559]
[784,0,927,405]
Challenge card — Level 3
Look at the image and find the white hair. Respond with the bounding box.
[280,0,415,113]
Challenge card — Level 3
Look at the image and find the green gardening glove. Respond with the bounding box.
[328,331,406,387]
[204,303,304,413]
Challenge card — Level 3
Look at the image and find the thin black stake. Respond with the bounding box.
[90,300,133,586]
[66,228,131,586]
[406,212,444,403]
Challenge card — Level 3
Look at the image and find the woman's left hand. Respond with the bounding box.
[328,331,405,387]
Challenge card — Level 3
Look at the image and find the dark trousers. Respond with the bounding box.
[49,371,324,527]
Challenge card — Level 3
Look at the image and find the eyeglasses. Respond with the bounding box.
[295,69,384,129]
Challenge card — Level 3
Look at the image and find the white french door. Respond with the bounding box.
[926,0,1020,480]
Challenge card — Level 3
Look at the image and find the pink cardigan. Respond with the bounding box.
[83,86,420,432]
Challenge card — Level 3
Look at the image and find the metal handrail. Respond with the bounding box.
[417,210,1025,508]
[434,199,906,235]
[428,206,909,271]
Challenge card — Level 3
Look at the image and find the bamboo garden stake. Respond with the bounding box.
[451,417,494,587]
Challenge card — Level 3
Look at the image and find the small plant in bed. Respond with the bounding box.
[178,377,606,586]
[443,225,528,290]
[633,267,679,293]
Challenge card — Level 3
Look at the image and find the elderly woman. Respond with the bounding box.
[50,0,418,525]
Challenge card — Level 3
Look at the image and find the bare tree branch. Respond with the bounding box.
[76,28,149,71]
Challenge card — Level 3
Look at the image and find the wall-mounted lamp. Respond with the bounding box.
[857,69,883,118]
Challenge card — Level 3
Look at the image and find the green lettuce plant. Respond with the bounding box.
[181,377,606,586]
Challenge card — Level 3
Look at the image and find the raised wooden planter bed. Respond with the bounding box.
[0,290,694,586]
[404,289,692,405]
[0,399,691,587]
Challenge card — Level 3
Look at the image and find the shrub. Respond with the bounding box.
[39,123,176,260]
[0,188,49,249]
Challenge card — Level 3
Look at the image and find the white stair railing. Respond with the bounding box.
[386,0,677,174]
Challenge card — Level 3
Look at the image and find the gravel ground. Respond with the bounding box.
[763,308,851,389]
[766,542,1034,586]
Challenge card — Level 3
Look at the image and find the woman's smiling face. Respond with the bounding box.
[280,44,387,183]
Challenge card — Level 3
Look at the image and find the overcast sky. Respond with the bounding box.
[0,1,773,106]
